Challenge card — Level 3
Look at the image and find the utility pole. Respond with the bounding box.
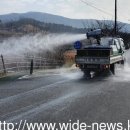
[115,0,117,35]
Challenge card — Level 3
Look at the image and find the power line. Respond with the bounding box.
[80,0,114,17]
[80,0,130,23]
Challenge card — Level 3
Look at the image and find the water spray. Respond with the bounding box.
[0,33,86,56]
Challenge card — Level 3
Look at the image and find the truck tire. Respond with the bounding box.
[121,60,124,65]
[121,58,126,65]
[84,69,91,78]
[110,64,115,75]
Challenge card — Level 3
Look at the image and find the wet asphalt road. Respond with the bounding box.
[0,51,130,126]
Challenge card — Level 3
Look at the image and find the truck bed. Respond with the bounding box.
[76,55,124,65]
[75,46,124,65]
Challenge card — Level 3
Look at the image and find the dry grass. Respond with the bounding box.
[64,50,76,67]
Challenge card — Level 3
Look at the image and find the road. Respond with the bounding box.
[0,51,130,129]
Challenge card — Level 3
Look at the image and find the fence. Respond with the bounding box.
[0,55,64,76]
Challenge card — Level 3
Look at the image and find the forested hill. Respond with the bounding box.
[0,18,86,38]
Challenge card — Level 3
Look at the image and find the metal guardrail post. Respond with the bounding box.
[30,59,33,75]
[17,62,19,71]
[40,58,42,69]
[1,54,6,74]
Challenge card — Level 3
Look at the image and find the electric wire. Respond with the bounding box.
[80,0,129,22]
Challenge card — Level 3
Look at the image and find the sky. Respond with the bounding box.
[0,0,130,23]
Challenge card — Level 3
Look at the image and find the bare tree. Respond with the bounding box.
[84,19,126,36]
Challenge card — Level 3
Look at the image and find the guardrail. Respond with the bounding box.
[0,55,64,76]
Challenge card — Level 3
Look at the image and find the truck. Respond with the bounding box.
[74,29,125,78]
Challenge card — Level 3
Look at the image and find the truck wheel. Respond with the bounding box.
[121,60,124,65]
[84,70,91,78]
[110,64,115,75]
[121,58,126,65]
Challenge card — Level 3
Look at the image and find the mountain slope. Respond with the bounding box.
[0,12,97,28]
[0,12,130,32]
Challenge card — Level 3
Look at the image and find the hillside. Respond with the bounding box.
[0,18,86,38]
[0,12,130,32]
[0,12,88,28]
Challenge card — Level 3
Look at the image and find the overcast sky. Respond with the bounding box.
[0,0,130,23]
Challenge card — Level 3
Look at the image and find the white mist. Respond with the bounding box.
[0,33,86,56]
